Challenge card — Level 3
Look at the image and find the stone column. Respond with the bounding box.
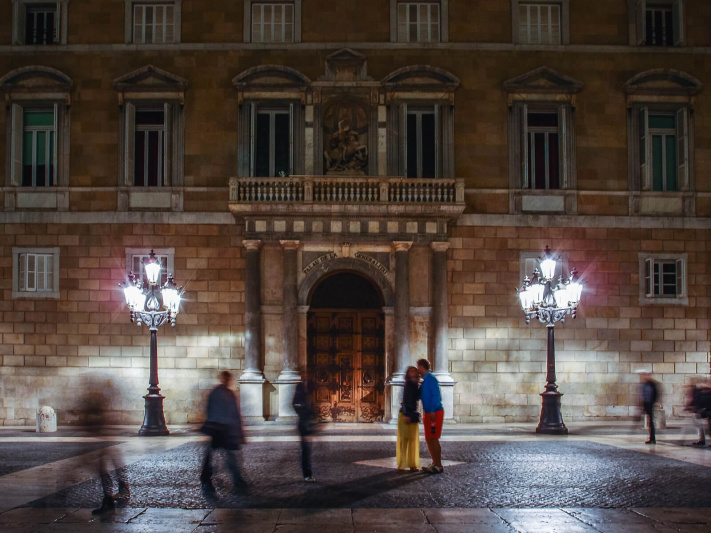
[389,241,412,423]
[431,241,456,421]
[275,240,301,422]
[239,239,265,422]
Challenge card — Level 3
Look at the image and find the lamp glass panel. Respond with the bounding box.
[568,281,583,304]
[540,258,556,280]
[144,261,161,285]
[531,283,545,305]
[554,286,569,308]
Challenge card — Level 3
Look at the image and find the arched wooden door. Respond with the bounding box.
[307,310,385,423]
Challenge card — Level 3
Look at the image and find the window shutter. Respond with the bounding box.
[163,103,173,186]
[19,254,26,291]
[16,4,26,45]
[434,104,441,178]
[639,107,650,190]
[676,257,684,297]
[52,103,59,185]
[635,0,646,45]
[54,2,61,43]
[11,103,23,185]
[520,104,529,188]
[289,102,294,176]
[673,0,684,46]
[558,105,567,189]
[125,102,136,186]
[399,104,407,177]
[249,102,256,177]
[645,258,653,297]
[676,107,688,190]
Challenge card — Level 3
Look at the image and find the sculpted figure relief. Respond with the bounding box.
[323,100,369,174]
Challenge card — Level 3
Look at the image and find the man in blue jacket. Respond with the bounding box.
[417,358,444,474]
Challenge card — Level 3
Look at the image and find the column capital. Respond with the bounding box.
[430,241,451,253]
[243,239,262,251]
[279,239,301,250]
[393,241,413,253]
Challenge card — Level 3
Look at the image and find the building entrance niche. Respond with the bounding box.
[307,272,385,423]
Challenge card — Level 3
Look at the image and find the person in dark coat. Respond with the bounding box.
[292,378,316,482]
[200,371,246,493]
[640,372,660,445]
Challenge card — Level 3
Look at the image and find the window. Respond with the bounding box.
[398,2,440,42]
[512,1,569,45]
[12,0,69,45]
[519,3,560,44]
[512,104,574,190]
[134,108,166,186]
[126,248,174,286]
[21,108,56,187]
[635,107,689,192]
[244,1,301,43]
[639,253,687,305]
[125,1,182,44]
[406,108,436,179]
[630,0,684,46]
[391,0,448,43]
[12,247,60,299]
[255,109,291,177]
[520,251,567,284]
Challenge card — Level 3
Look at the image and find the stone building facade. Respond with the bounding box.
[0,0,710,426]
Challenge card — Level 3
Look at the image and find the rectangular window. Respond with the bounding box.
[25,3,57,44]
[133,3,175,43]
[397,2,440,43]
[252,3,294,43]
[255,110,290,177]
[134,109,165,187]
[639,253,687,305]
[406,109,436,179]
[131,252,169,286]
[22,109,56,187]
[519,3,560,44]
[638,107,688,192]
[12,247,60,299]
[645,4,674,45]
[526,112,559,189]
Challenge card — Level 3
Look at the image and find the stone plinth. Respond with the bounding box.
[36,406,57,433]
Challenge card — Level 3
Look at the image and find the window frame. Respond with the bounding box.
[639,253,687,305]
[12,0,69,46]
[124,0,182,44]
[511,0,569,45]
[390,0,448,43]
[629,0,684,46]
[629,103,690,193]
[125,248,175,287]
[243,0,301,44]
[12,247,60,299]
[509,102,576,191]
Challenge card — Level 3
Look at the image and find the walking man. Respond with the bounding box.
[292,377,317,482]
[417,358,444,474]
[200,371,246,493]
[640,372,660,445]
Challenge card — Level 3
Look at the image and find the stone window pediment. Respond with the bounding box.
[112,64,188,104]
[504,66,583,102]
[382,65,460,100]
[232,65,310,102]
[624,68,701,100]
[0,66,73,101]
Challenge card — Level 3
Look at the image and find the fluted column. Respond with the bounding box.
[389,241,412,423]
[276,240,301,421]
[239,239,265,422]
[431,241,456,421]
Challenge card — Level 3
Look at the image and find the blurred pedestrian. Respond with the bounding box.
[640,372,660,445]
[86,377,130,515]
[396,366,421,472]
[686,378,711,446]
[292,377,317,482]
[200,371,246,493]
[418,358,444,474]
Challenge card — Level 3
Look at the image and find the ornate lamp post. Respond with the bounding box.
[517,246,583,435]
[120,250,182,436]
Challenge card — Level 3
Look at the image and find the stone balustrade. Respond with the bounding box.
[229,176,464,205]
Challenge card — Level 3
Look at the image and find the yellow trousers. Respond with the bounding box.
[396,412,420,469]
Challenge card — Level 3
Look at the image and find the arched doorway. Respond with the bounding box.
[308,271,385,423]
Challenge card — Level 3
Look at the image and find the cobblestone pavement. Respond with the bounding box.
[2,424,711,531]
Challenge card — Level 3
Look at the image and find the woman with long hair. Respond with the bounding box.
[396,366,421,471]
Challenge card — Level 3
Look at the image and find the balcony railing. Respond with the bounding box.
[229,176,464,205]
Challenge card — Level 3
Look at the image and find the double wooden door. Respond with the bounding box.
[307,311,385,423]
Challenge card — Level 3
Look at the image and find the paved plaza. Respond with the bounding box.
[1,422,711,532]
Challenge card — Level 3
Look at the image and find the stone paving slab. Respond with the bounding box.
[0,442,118,476]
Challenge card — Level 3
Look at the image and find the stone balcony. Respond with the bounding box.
[228,176,466,241]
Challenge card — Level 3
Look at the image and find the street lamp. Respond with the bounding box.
[517,246,583,435]
[120,250,182,436]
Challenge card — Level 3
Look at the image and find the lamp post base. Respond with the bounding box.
[138,393,170,436]
[536,390,568,435]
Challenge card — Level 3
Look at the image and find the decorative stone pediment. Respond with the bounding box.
[112,65,188,103]
[320,48,371,82]
[0,66,72,101]
[504,66,583,95]
[624,69,702,97]
[232,65,310,90]
[382,65,460,91]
